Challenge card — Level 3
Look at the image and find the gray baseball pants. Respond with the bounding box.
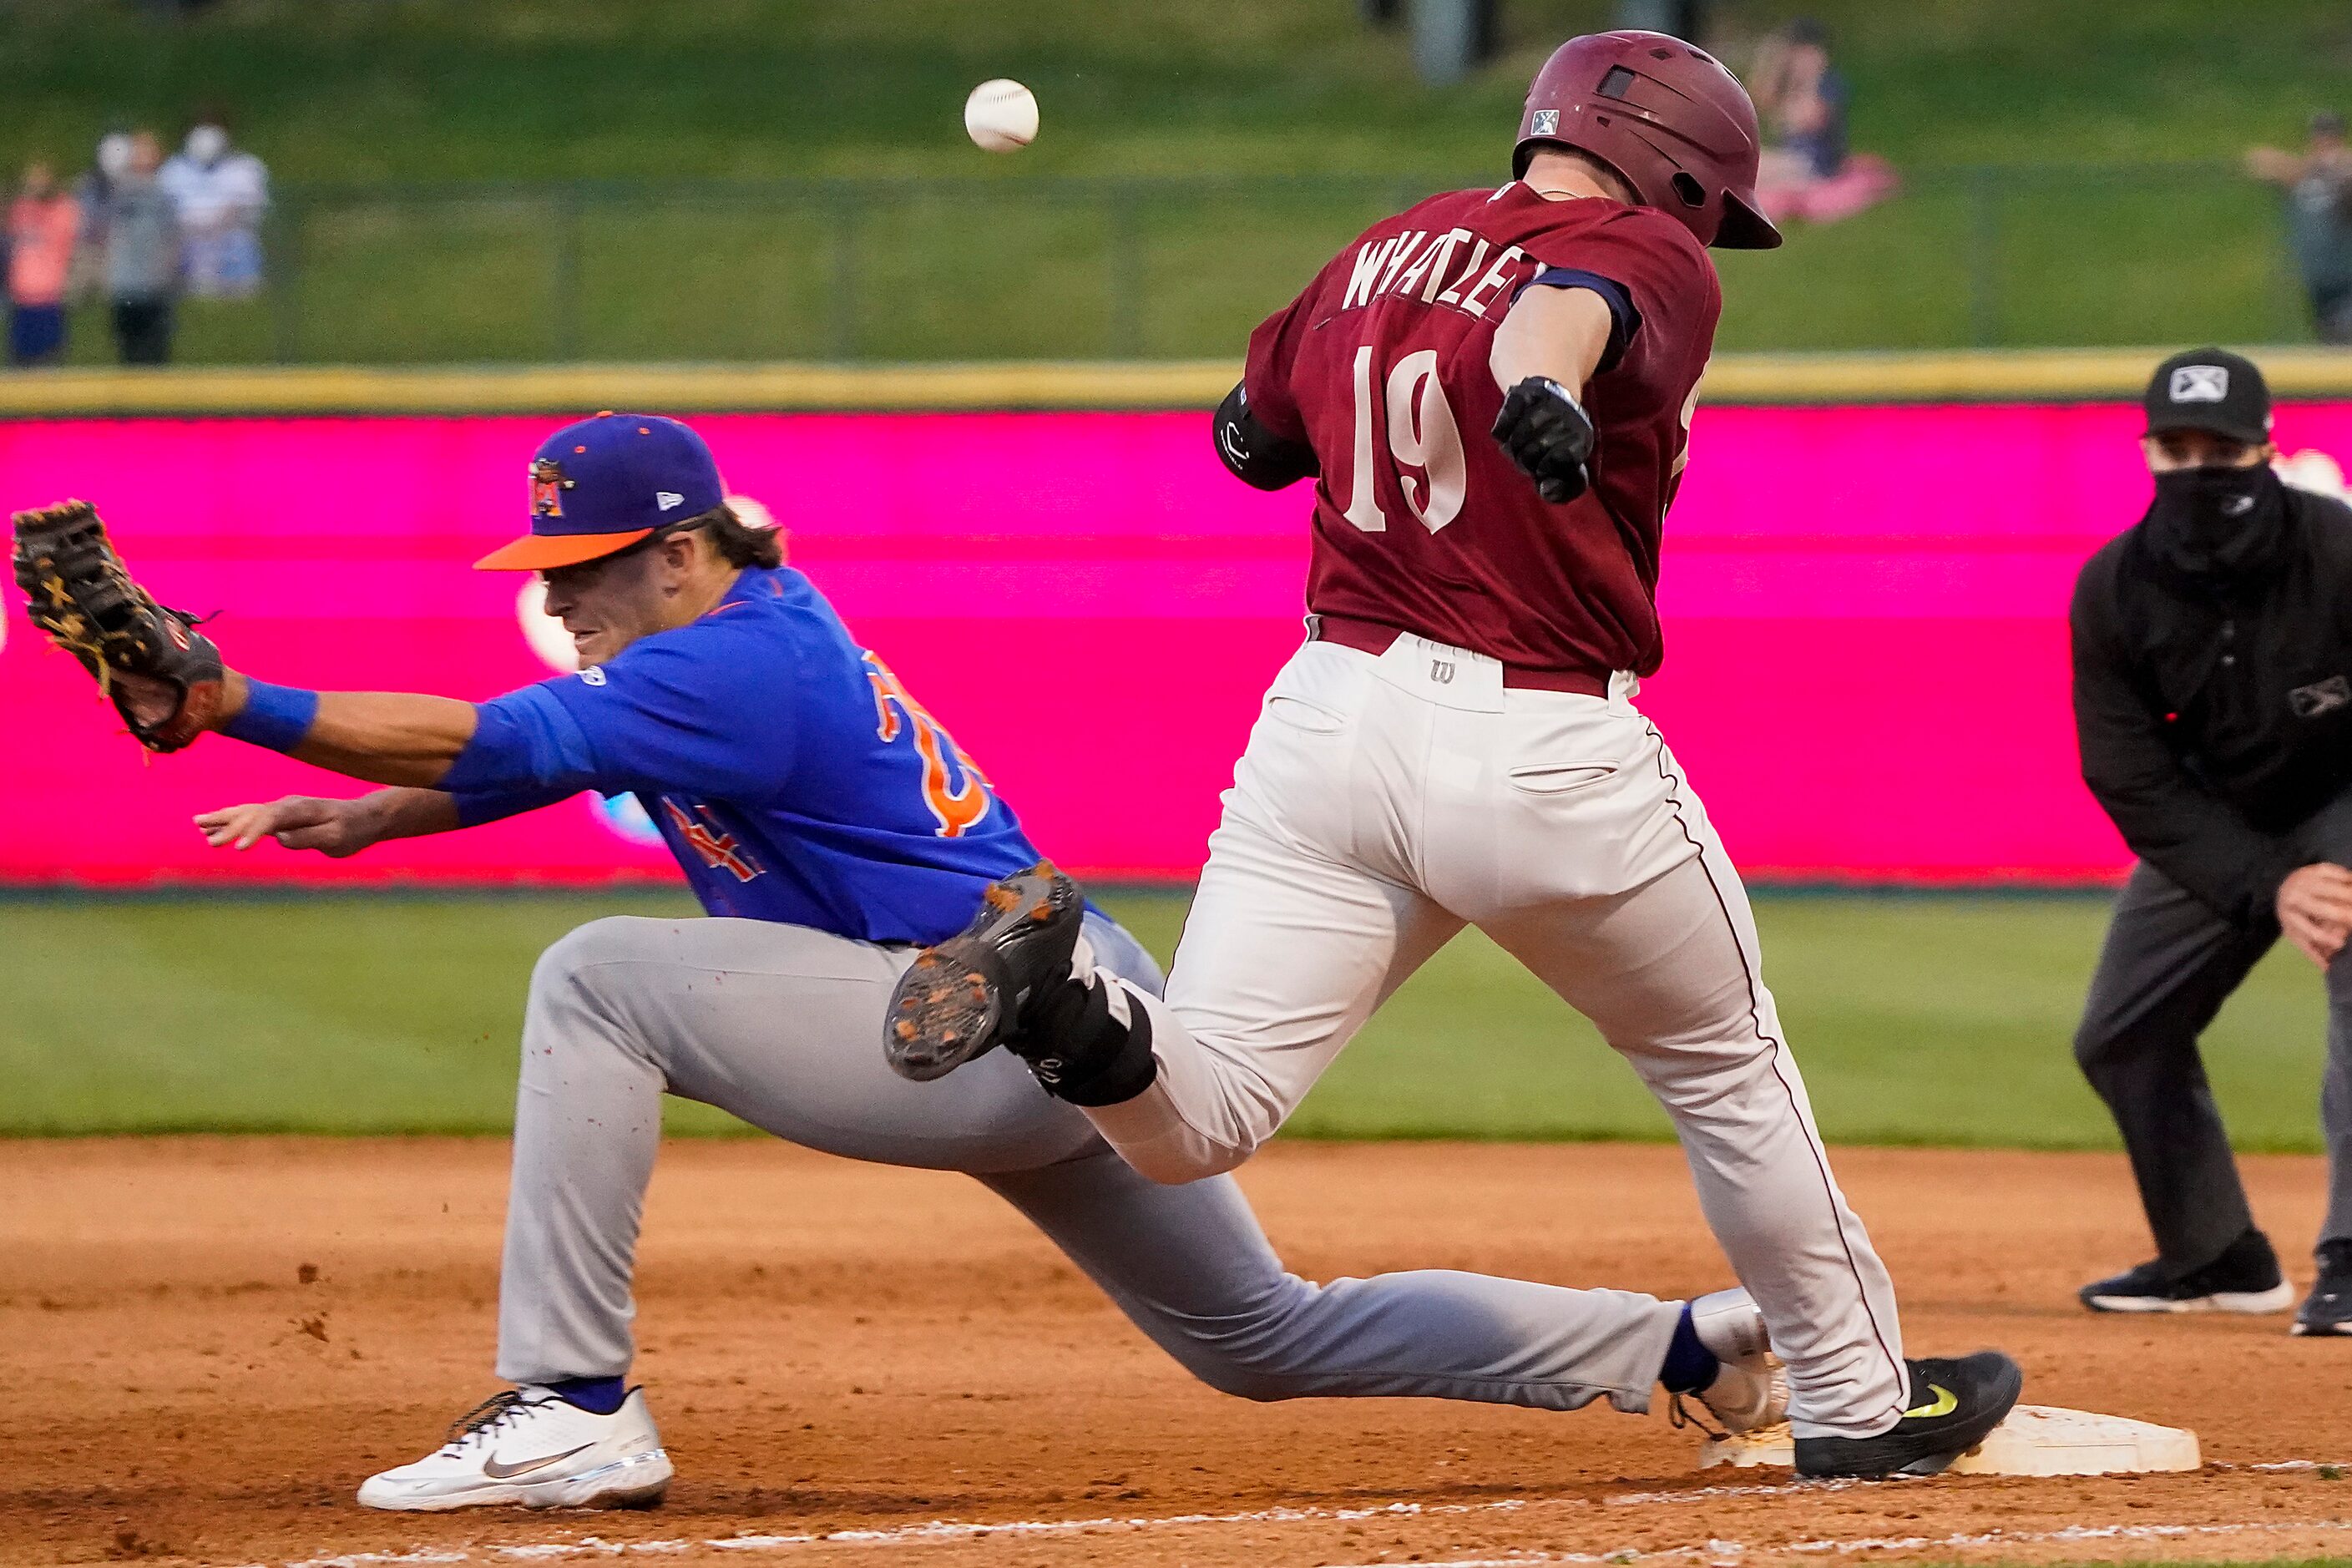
[494,910,1682,1414]
[2074,792,2352,1272]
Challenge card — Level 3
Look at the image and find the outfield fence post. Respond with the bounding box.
[828,186,860,361]
[1106,184,1143,357]
[1965,165,2000,347]
[551,185,584,362]
[269,196,302,363]
[2272,200,2311,341]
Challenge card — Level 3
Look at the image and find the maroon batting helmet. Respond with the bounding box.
[1513,30,1781,250]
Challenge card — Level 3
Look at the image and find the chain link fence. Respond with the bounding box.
[59,164,2316,367]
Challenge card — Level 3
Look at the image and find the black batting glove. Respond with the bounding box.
[1490,376,1596,504]
[1213,381,1319,492]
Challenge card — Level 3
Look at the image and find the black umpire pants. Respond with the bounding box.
[2074,790,2352,1273]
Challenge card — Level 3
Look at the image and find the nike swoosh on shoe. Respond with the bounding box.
[482,1443,594,1479]
[1904,1384,1958,1419]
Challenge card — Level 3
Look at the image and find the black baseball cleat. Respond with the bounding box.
[1792,1352,2024,1479]
[2080,1227,2294,1314]
[2293,1239,2352,1337]
[883,863,1084,1083]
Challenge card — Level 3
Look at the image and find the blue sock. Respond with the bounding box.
[1657,1303,1720,1394]
[547,1375,626,1414]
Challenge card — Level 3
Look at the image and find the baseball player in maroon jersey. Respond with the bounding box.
[888,32,2023,1478]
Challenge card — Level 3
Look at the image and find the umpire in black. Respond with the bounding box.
[2071,346,2352,1334]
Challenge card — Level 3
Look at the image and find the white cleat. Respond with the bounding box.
[357,1386,673,1512]
[1681,1287,1789,1435]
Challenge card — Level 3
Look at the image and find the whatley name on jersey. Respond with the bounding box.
[1338,220,1536,320]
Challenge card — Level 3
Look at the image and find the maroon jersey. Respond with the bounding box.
[1242,183,1720,676]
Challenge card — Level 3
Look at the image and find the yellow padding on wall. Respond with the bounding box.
[0,362,1239,417]
[3,347,2349,417]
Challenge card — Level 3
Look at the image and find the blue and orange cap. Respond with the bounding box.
[475,412,728,571]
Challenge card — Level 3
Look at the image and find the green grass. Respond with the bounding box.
[0,891,2332,1149]
[3,0,2334,359]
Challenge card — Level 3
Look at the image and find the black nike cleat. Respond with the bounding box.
[1793,1352,2024,1479]
[2293,1239,2352,1336]
[2081,1227,2293,1315]
[883,863,1085,1083]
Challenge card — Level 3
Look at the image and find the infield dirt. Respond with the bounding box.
[4,1138,2348,1568]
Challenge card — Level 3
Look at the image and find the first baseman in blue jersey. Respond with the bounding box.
[444,559,1036,938]
[147,412,1772,1511]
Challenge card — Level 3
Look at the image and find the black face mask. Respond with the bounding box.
[2140,463,2290,586]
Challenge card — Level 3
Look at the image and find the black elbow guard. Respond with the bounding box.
[1213,382,1319,491]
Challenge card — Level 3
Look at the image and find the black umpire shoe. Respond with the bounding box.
[2293,1239,2352,1337]
[883,863,1084,1082]
[2079,1227,2294,1315]
[1793,1352,2024,1479]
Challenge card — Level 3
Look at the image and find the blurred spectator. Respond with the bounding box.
[2246,114,2352,344]
[8,162,80,367]
[159,114,268,298]
[1750,18,1897,229]
[69,131,134,304]
[1754,19,1846,176]
[104,131,180,366]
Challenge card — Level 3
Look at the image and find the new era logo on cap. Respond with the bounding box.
[2170,365,2229,403]
[656,491,685,511]
[1530,109,1560,136]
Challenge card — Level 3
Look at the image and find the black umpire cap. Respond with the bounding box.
[2143,347,2273,445]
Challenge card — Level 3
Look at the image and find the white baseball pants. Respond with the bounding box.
[1083,635,1912,1439]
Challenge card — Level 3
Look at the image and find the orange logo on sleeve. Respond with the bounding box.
[862,652,991,838]
[660,798,763,882]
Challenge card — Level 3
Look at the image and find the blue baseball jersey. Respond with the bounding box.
[440,566,1042,943]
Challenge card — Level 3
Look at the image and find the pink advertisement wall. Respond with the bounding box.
[7,402,2349,886]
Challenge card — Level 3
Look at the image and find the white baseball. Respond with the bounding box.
[725,493,788,563]
[725,493,777,534]
[964,78,1039,153]
[516,578,579,673]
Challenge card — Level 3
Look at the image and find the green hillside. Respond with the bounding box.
[12,0,2345,179]
[5,0,2340,360]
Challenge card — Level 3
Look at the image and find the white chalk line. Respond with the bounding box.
[270,1512,2352,1568]
[1319,1516,2352,1568]
[2244,1457,2352,1472]
[254,1457,2352,1568]
[260,1498,1538,1567]
[1607,1478,1876,1506]
[1605,1456,2352,1507]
